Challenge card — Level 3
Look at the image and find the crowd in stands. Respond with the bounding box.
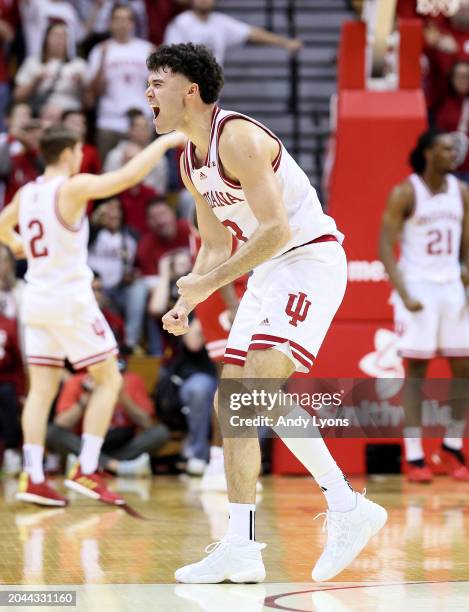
[395,0,469,179]
[0,0,304,479]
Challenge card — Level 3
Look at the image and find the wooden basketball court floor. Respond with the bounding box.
[0,474,468,611]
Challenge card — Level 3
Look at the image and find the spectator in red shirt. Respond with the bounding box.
[92,271,126,348]
[115,142,159,235]
[47,368,169,476]
[0,103,43,205]
[435,60,469,181]
[62,108,101,175]
[136,199,192,277]
[423,2,469,111]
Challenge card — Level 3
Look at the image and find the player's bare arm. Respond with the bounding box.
[0,191,25,258]
[162,153,233,336]
[379,180,423,312]
[176,120,291,306]
[459,181,469,286]
[59,131,186,227]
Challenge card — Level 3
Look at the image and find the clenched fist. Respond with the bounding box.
[162,305,189,336]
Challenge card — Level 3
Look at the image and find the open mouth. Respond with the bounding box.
[151,106,160,119]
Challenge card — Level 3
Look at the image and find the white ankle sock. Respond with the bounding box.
[79,434,103,474]
[443,436,464,451]
[227,503,256,541]
[316,466,356,512]
[403,427,424,461]
[444,419,466,450]
[23,444,44,484]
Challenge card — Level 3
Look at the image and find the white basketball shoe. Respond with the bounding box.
[175,535,266,584]
[311,490,387,582]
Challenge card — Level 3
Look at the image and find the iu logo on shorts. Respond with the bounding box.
[285,292,312,327]
[92,318,106,339]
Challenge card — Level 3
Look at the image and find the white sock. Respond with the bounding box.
[404,427,424,462]
[444,419,466,450]
[227,503,256,541]
[443,437,464,451]
[209,446,223,463]
[316,466,356,512]
[79,434,103,474]
[23,444,44,484]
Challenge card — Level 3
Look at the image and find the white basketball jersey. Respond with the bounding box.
[399,173,463,283]
[183,106,343,258]
[18,175,93,293]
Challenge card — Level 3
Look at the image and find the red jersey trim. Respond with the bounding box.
[188,105,221,173]
[72,346,118,370]
[250,333,315,363]
[223,356,246,366]
[183,143,194,185]
[215,114,283,190]
[224,347,248,357]
[54,180,84,233]
[280,234,338,257]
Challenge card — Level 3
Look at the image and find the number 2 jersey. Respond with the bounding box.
[399,173,463,283]
[182,106,343,258]
[18,175,93,324]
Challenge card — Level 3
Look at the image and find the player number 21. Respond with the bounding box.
[426,228,452,255]
[28,219,49,258]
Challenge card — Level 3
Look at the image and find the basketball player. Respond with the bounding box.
[146,43,387,583]
[0,125,183,506]
[380,129,469,483]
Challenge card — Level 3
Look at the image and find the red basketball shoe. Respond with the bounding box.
[430,447,469,481]
[407,465,433,483]
[64,463,125,505]
[16,472,68,506]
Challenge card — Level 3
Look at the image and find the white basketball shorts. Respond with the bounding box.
[223,239,347,373]
[22,287,118,370]
[391,278,469,359]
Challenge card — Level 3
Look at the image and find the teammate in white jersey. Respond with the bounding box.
[145,43,387,583]
[380,129,469,483]
[0,124,182,507]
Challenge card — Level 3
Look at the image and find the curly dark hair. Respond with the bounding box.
[409,129,444,175]
[146,43,224,104]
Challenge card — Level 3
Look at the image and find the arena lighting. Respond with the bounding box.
[417,0,461,16]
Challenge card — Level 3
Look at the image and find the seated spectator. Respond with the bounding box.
[14,23,88,116]
[150,249,217,474]
[104,108,169,194]
[164,0,302,66]
[0,303,24,476]
[435,60,469,181]
[88,198,148,353]
[47,365,169,477]
[92,271,125,348]
[136,199,192,278]
[19,0,84,59]
[86,3,155,159]
[0,0,20,132]
[0,103,43,206]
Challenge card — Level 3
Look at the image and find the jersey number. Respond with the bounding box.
[222,219,248,243]
[28,220,48,258]
[426,229,453,255]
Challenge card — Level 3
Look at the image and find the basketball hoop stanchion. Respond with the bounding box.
[417,0,461,16]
